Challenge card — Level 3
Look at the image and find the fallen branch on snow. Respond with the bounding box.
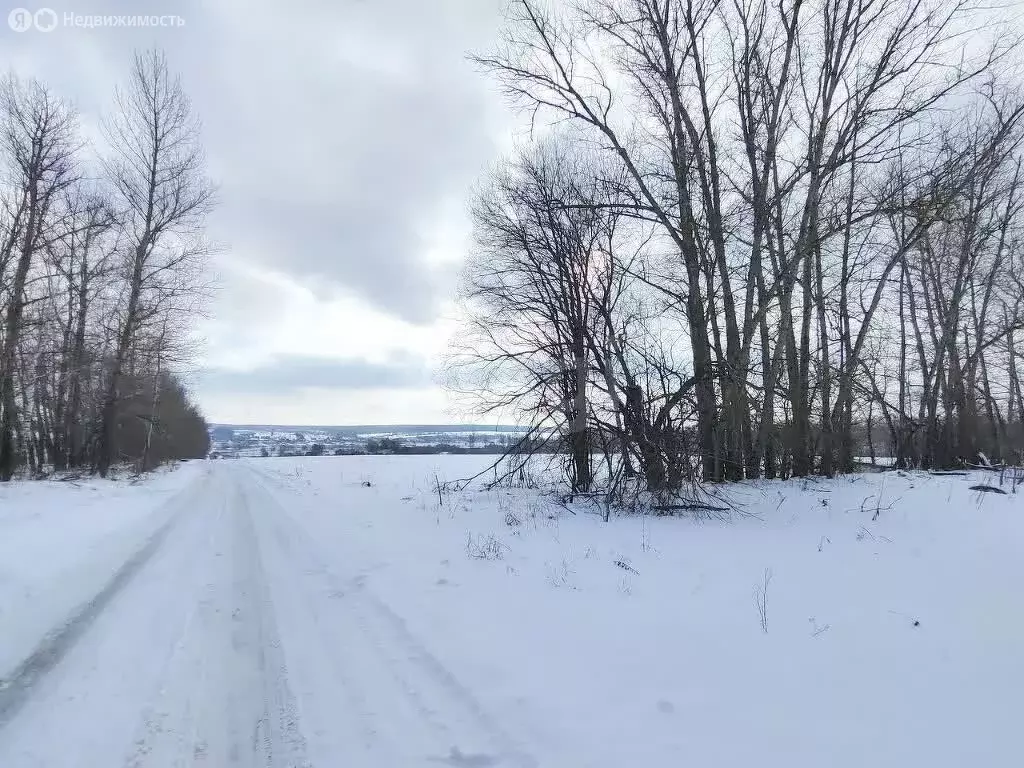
[653,503,731,513]
[970,485,1008,495]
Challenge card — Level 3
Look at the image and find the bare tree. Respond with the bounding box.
[464,0,1018,488]
[96,49,215,476]
[453,139,616,492]
[0,77,78,480]
[44,185,116,470]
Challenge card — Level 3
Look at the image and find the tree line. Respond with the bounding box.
[452,0,1024,492]
[0,50,213,480]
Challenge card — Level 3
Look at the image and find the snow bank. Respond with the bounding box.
[250,455,1024,768]
[0,463,205,680]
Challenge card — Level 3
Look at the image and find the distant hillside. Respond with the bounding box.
[210,424,530,435]
[207,423,532,458]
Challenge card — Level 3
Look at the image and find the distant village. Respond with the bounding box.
[207,425,528,459]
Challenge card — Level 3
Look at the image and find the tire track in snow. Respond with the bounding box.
[0,469,212,730]
[122,464,313,768]
[121,472,232,768]
[0,464,313,767]
[227,467,311,768]
[242,463,539,768]
[243,477,391,765]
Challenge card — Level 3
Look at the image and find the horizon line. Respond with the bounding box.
[210,422,529,429]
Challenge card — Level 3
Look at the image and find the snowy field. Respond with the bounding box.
[0,455,1021,767]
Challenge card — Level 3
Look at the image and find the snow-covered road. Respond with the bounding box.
[0,463,533,768]
[3,457,1022,767]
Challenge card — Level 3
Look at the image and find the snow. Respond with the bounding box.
[0,455,1021,766]
[0,463,205,680]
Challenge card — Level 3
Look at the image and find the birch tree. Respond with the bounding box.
[0,77,78,480]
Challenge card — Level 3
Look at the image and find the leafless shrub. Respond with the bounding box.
[466,533,508,561]
[854,484,900,520]
[545,558,574,588]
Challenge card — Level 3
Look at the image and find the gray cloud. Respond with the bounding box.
[3,0,507,324]
[199,354,432,395]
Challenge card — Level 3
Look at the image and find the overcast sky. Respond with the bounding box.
[2,0,517,425]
